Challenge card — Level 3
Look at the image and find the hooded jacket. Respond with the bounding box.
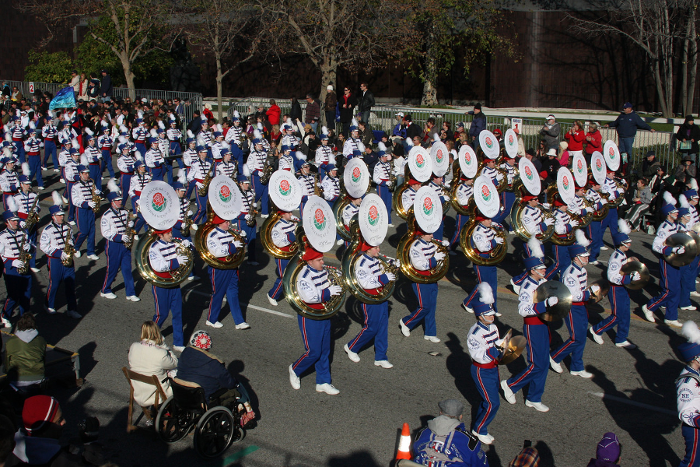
[413,415,487,466]
[5,329,46,383]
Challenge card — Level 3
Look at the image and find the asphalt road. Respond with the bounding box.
[0,170,692,466]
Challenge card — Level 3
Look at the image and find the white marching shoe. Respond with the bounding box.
[589,326,604,345]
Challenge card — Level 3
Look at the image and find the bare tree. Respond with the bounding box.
[568,0,698,117]
[185,0,260,121]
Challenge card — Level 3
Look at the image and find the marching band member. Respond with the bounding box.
[40,197,81,318]
[461,210,504,315]
[266,209,297,306]
[296,155,314,218]
[205,214,249,330]
[289,245,343,395]
[401,177,422,215]
[600,169,624,239]
[494,153,516,231]
[341,196,362,248]
[83,133,103,191]
[132,118,148,156]
[14,173,40,272]
[510,199,556,293]
[589,220,638,349]
[344,241,396,369]
[0,157,19,211]
[116,143,136,205]
[98,124,115,179]
[399,225,446,343]
[100,181,139,301]
[224,112,245,149]
[157,125,174,184]
[63,149,81,225]
[128,161,151,234]
[501,250,556,412]
[10,117,26,164]
[24,129,43,190]
[467,282,502,445]
[321,164,340,207]
[216,148,237,180]
[211,128,226,162]
[549,230,598,379]
[676,321,700,467]
[167,118,182,160]
[373,144,393,226]
[427,173,448,241]
[551,194,578,278]
[72,161,100,260]
[343,120,365,159]
[586,179,607,265]
[235,168,258,266]
[478,157,504,188]
[642,193,683,327]
[315,128,333,180]
[149,226,190,351]
[449,174,474,253]
[0,199,33,324]
[188,146,213,226]
[182,133,198,199]
[172,172,198,281]
[41,116,59,171]
[145,135,165,181]
[57,139,72,184]
[679,195,699,311]
[246,134,269,217]
[278,145,294,171]
[197,120,213,159]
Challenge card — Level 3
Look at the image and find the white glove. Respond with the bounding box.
[61,251,69,261]
[238,230,247,237]
[328,285,343,296]
[22,242,31,252]
[570,220,579,227]
[11,260,24,269]
[547,296,559,306]
[187,210,193,216]
[544,217,555,226]
[393,259,401,268]
[127,220,134,228]
[495,236,504,244]
[674,246,686,255]
[19,221,26,229]
[590,284,601,295]
[88,201,96,208]
[245,214,252,221]
[233,240,244,249]
[196,182,204,189]
[385,272,396,282]
[181,239,193,248]
[434,251,446,261]
[630,271,641,281]
[176,254,189,264]
[441,239,449,247]
[600,198,608,205]
[542,203,551,209]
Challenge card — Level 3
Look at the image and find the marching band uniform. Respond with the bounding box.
[215,154,238,180]
[267,213,297,305]
[373,154,393,225]
[247,141,269,216]
[494,157,516,230]
[24,130,43,189]
[462,214,503,314]
[235,175,258,265]
[343,133,364,159]
[116,145,136,204]
[57,142,72,178]
[100,193,138,300]
[224,121,245,149]
[315,136,334,180]
[132,121,148,156]
[0,161,19,214]
[449,178,473,250]
[679,193,700,311]
[279,148,294,172]
[427,177,448,239]
[344,243,395,368]
[0,210,33,320]
[40,207,80,317]
[145,138,165,181]
[550,239,596,378]
[158,131,174,185]
[167,123,182,159]
[188,150,212,225]
[341,199,361,248]
[205,217,248,329]
[289,247,341,395]
[72,166,100,258]
[10,119,26,164]
[128,164,152,233]
[98,129,115,179]
[84,136,103,190]
[321,166,341,206]
[511,198,556,289]
[643,198,682,326]
[585,182,606,263]
[551,197,577,278]
[479,162,503,189]
[401,181,421,215]
[600,171,624,239]
[182,140,198,199]
[676,338,700,467]
[467,284,501,444]
[64,153,81,224]
[297,162,315,219]
[42,119,59,170]
[503,257,553,412]
[149,230,188,349]
[399,231,445,342]
[14,178,39,271]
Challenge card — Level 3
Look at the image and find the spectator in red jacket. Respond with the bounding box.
[266,99,281,126]
[584,122,603,164]
[565,120,585,160]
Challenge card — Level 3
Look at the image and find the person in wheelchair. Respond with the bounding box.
[176,330,255,427]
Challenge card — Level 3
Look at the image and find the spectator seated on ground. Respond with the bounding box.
[176,330,255,426]
[4,314,46,394]
[127,321,178,408]
[509,446,540,467]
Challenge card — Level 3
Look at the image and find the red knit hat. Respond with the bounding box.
[154,227,173,235]
[212,214,227,224]
[553,196,566,207]
[539,171,547,179]
[23,395,60,435]
[360,241,373,251]
[302,246,323,261]
[408,177,421,185]
[475,213,489,222]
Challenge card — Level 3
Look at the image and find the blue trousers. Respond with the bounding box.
[434,220,445,242]
[587,220,602,262]
[507,323,549,403]
[13,142,25,164]
[450,214,469,248]
[152,285,184,346]
[43,140,58,168]
[471,365,500,435]
[552,244,570,279]
[268,258,289,300]
[132,199,147,234]
[647,258,681,321]
[45,258,76,310]
[207,267,244,325]
[551,304,588,372]
[119,173,132,205]
[347,301,389,361]
[75,208,96,255]
[601,207,619,240]
[680,256,700,308]
[135,142,147,157]
[292,316,331,384]
[376,184,393,224]
[463,265,498,313]
[26,230,37,270]
[28,154,44,188]
[169,141,181,158]
[618,137,635,157]
[252,173,269,215]
[193,192,208,224]
[402,282,438,336]
[494,191,515,230]
[234,219,257,262]
[2,269,32,318]
[150,165,165,181]
[164,159,174,185]
[101,150,115,178]
[681,425,700,467]
[593,285,630,343]
[102,241,135,296]
[186,175,196,200]
[88,164,102,192]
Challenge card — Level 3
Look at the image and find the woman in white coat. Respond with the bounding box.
[128,321,178,407]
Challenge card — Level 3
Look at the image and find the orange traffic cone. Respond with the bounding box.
[396,422,411,460]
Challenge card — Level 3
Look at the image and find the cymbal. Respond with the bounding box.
[534,280,572,322]
[664,232,698,267]
[499,335,526,365]
[621,259,650,290]
[589,279,609,304]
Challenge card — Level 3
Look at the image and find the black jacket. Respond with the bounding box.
[357,90,375,112]
[177,347,238,401]
[338,93,357,123]
[676,123,700,155]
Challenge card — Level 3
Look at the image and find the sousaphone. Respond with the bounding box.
[393,146,433,220]
[547,167,578,246]
[450,144,478,216]
[334,158,369,240]
[460,175,507,266]
[602,140,625,208]
[510,157,554,242]
[430,139,451,215]
[477,130,508,193]
[260,170,303,259]
[590,151,609,221]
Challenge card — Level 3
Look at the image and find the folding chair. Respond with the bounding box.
[122,367,167,433]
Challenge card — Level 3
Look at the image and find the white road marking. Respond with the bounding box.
[187,289,294,319]
[588,391,676,415]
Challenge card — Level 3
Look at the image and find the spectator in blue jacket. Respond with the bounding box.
[605,102,655,160]
[99,70,112,102]
[413,399,488,467]
[176,330,255,426]
[468,104,486,149]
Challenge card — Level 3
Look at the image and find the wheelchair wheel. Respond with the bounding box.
[193,406,242,458]
[155,396,195,443]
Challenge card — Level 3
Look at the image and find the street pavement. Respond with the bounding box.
[0,170,692,466]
